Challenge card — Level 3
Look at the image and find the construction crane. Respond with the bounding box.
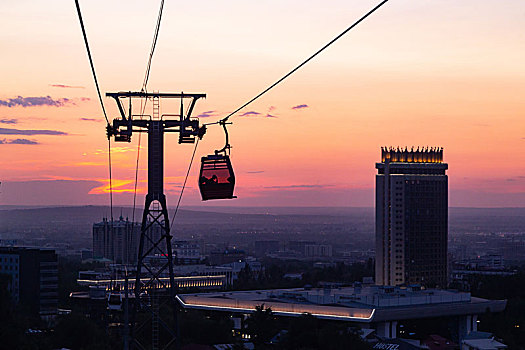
[106,91,206,350]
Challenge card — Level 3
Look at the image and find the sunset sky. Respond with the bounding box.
[1,0,524,208]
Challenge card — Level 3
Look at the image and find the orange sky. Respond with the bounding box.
[0,0,524,207]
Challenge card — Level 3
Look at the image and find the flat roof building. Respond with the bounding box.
[177,284,505,341]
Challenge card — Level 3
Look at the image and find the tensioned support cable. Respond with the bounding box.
[107,140,114,221]
[170,138,200,231]
[75,0,114,221]
[213,0,390,125]
[142,0,165,91]
[74,0,110,125]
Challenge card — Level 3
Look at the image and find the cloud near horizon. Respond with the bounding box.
[292,104,308,110]
[239,110,277,118]
[197,110,218,118]
[506,176,525,182]
[0,138,39,145]
[0,127,67,136]
[93,146,138,155]
[240,111,261,117]
[0,118,17,124]
[89,179,137,195]
[0,96,89,108]
[80,117,103,122]
[50,84,85,89]
[264,184,328,189]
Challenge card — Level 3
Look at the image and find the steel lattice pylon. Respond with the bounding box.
[106,91,206,350]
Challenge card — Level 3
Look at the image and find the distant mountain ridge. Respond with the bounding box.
[0,206,523,235]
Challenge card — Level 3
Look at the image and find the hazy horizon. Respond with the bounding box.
[1,204,525,210]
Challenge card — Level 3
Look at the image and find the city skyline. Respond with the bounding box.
[1,0,524,207]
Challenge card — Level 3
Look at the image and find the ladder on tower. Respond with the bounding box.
[151,290,160,350]
[153,94,160,120]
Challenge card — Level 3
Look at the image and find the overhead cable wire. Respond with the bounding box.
[75,0,114,221]
[214,0,390,125]
[142,0,165,91]
[74,0,110,125]
[134,0,199,232]
[107,140,114,222]
[169,101,201,232]
[170,138,200,231]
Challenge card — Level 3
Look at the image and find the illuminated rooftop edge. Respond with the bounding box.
[176,295,375,321]
[78,275,226,285]
[381,146,443,163]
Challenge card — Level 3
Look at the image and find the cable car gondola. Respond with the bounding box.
[199,154,235,200]
[199,121,236,201]
[107,291,123,311]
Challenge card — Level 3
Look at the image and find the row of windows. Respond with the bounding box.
[0,265,18,271]
[1,257,19,263]
[1,272,19,278]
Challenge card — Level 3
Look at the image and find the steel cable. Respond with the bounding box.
[170,138,199,231]
[74,0,114,220]
[215,0,390,125]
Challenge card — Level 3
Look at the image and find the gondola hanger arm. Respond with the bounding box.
[215,120,232,156]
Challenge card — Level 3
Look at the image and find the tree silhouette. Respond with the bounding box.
[245,304,277,347]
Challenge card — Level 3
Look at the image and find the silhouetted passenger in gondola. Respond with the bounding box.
[207,175,218,185]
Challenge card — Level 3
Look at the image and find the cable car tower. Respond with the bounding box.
[106,91,206,350]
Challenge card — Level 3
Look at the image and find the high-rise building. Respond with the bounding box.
[0,247,58,320]
[93,216,138,264]
[375,147,448,288]
[173,240,202,265]
[93,216,163,264]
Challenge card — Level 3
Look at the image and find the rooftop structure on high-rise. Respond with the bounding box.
[375,147,448,288]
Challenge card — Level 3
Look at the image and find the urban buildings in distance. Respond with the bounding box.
[92,216,162,264]
[376,147,448,288]
[0,246,58,320]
